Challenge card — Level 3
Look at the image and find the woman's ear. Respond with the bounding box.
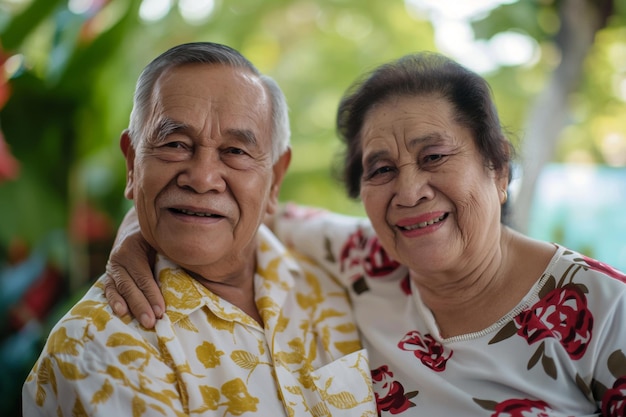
[120,130,136,200]
[266,148,292,216]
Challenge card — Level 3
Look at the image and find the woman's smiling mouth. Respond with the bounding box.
[398,213,448,231]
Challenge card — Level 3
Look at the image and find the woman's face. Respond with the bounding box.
[358,94,508,276]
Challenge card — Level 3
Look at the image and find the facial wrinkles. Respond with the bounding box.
[362,99,446,168]
[361,116,407,173]
[154,65,267,146]
[127,65,278,284]
[448,166,501,280]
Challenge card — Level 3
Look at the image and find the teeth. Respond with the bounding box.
[402,214,446,231]
[179,208,215,217]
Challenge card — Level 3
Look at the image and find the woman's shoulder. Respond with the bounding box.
[549,244,626,284]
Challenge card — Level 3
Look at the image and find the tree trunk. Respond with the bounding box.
[511,0,612,232]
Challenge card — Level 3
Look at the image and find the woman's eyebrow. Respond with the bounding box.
[407,132,445,150]
[363,149,389,168]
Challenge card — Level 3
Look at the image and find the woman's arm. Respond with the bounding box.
[105,203,370,327]
[272,203,373,287]
[104,207,162,328]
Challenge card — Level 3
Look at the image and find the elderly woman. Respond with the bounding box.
[106,52,626,416]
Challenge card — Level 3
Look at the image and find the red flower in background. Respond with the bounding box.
[0,130,19,182]
[0,44,19,182]
[70,202,115,243]
[0,43,11,109]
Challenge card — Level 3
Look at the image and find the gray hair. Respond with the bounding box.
[128,42,290,161]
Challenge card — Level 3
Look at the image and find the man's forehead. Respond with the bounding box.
[156,63,263,92]
[148,64,273,144]
[154,64,268,111]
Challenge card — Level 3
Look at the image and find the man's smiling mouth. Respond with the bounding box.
[172,208,222,218]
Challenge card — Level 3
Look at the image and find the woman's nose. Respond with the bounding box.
[393,166,433,207]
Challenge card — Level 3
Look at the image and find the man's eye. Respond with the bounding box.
[152,139,188,150]
[225,147,247,155]
[163,141,187,149]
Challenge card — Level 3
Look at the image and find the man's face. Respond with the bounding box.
[121,63,289,279]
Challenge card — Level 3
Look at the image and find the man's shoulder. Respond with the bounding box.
[45,277,146,352]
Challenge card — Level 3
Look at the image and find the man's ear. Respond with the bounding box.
[120,130,136,200]
[266,148,292,216]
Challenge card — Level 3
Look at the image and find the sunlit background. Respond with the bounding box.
[1,0,626,414]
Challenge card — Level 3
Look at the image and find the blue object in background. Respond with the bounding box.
[527,163,626,272]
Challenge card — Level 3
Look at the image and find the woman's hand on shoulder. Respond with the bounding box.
[104,207,163,328]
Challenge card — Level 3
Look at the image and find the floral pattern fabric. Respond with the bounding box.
[274,203,626,416]
[22,225,376,417]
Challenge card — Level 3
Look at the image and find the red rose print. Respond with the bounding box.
[581,255,626,283]
[400,274,412,295]
[515,284,593,359]
[340,229,400,282]
[398,331,452,372]
[492,398,551,417]
[371,365,416,415]
[602,376,626,417]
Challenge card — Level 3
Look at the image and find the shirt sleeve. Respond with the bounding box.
[272,203,374,288]
[22,310,186,416]
[592,282,626,413]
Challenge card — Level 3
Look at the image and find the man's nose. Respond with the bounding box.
[176,149,227,193]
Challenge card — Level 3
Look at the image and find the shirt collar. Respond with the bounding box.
[153,225,301,325]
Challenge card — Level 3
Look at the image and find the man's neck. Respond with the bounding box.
[183,259,262,326]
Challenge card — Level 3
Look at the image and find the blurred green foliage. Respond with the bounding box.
[0,0,437,251]
[0,0,625,264]
[1,1,625,415]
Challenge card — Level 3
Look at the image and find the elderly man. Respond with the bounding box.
[22,42,374,416]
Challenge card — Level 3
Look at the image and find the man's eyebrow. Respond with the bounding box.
[151,118,188,144]
[224,128,258,148]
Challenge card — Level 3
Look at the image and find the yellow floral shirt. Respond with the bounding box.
[22,225,376,416]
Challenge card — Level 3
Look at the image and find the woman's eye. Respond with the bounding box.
[423,154,444,164]
[365,165,395,180]
[373,166,392,176]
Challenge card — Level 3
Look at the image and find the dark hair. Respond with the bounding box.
[336,51,515,218]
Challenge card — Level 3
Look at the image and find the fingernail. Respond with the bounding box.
[112,302,123,316]
[153,305,163,318]
[140,313,151,328]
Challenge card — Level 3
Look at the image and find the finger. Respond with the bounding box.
[103,272,129,317]
[128,245,164,320]
[105,260,157,328]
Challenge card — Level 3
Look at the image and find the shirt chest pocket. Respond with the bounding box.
[306,349,377,416]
